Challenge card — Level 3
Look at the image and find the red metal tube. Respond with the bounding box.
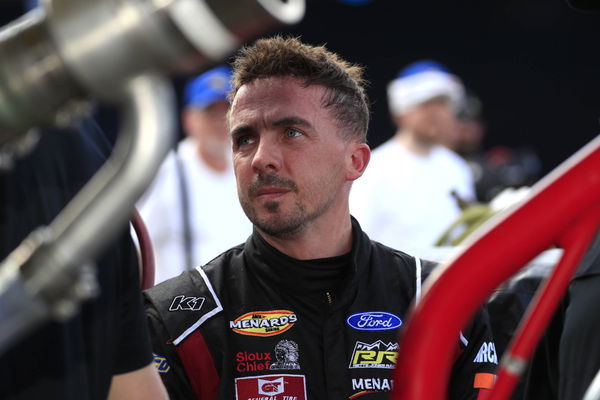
[489,206,600,400]
[131,208,156,290]
[392,135,600,400]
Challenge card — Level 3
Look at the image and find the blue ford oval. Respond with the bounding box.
[346,311,402,331]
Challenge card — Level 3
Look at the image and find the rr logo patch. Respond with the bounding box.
[349,340,398,369]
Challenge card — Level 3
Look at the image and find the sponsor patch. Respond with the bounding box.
[349,340,398,369]
[152,353,170,374]
[230,310,297,337]
[347,311,402,331]
[236,340,301,373]
[473,342,498,364]
[473,373,496,389]
[270,340,300,370]
[236,351,273,373]
[351,377,394,392]
[169,295,205,311]
[235,374,307,400]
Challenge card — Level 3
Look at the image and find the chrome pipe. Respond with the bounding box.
[0,0,305,149]
[0,0,305,355]
[0,74,175,354]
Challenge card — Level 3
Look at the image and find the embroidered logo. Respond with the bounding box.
[473,342,498,364]
[270,340,300,370]
[350,378,394,397]
[168,295,205,311]
[347,311,402,331]
[230,310,297,337]
[152,353,170,374]
[235,374,307,400]
[236,351,272,372]
[349,340,398,369]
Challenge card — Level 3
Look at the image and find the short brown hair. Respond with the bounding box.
[229,36,370,142]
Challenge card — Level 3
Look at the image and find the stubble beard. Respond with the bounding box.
[240,173,335,240]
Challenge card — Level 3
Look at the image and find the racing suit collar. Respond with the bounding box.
[243,217,373,308]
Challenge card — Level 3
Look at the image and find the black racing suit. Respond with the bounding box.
[144,218,497,399]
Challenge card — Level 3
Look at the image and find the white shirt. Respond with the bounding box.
[350,139,475,253]
[137,137,252,284]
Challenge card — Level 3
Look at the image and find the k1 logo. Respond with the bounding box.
[169,295,205,311]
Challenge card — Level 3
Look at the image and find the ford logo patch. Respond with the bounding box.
[346,311,402,331]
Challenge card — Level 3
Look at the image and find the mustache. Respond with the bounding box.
[248,173,297,198]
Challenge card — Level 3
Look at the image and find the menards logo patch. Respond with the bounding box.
[230,310,297,337]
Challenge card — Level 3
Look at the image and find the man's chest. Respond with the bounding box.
[203,302,409,400]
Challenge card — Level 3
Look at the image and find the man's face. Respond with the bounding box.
[184,100,230,144]
[401,96,455,145]
[229,77,353,239]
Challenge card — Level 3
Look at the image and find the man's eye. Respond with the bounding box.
[285,128,303,138]
[236,135,255,147]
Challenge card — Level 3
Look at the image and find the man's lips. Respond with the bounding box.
[255,187,290,199]
[247,174,297,200]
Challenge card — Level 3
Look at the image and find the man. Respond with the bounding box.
[0,121,167,400]
[138,65,251,284]
[144,37,496,399]
[350,60,475,254]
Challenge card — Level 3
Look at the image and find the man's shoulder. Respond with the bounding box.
[144,247,244,344]
[369,239,413,262]
[368,239,438,278]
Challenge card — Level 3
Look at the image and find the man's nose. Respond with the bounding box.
[251,135,282,172]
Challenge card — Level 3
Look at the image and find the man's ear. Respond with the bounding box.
[346,143,370,181]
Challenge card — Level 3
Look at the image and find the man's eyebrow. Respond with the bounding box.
[230,124,253,138]
[230,117,312,137]
[273,116,312,129]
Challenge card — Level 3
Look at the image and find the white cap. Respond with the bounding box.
[387,60,465,115]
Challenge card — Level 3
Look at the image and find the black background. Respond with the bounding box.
[2,0,600,175]
[281,0,600,176]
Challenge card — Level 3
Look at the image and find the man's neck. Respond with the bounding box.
[257,214,353,261]
[395,130,435,156]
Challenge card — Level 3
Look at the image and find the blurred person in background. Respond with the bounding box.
[475,145,542,203]
[350,60,475,254]
[137,65,252,284]
[444,91,542,203]
[0,121,167,400]
[0,2,166,398]
[435,90,542,246]
[441,90,486,198]
[444,90,486,161]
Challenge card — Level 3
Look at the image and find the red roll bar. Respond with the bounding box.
[131,209,156,290]
[393,135,600,399]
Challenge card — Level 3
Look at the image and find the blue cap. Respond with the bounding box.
[183,65,232,109]
[397,60,452,79]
